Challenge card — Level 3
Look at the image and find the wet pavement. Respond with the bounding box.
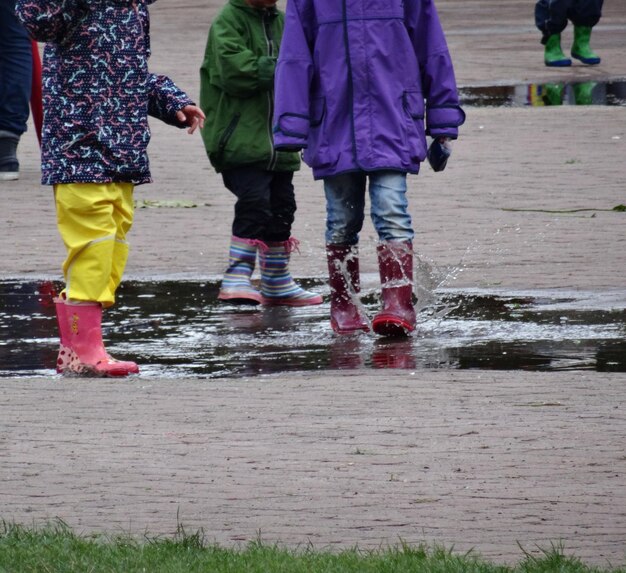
[2,1,626,566]
[2,279,624,378]
[460,78,626,107]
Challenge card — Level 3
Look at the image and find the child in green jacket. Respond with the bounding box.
[200,0,322,307]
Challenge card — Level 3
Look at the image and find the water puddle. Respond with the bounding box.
[1,280,625,377]
[460,79,626,107]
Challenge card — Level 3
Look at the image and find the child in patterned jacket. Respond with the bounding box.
[16,0,205,377]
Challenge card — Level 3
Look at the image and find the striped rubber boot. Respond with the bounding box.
[260,238,323,307]
[218,236,264,305]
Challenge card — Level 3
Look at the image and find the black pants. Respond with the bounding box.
[222,167,297,243]
[535,0,604,41]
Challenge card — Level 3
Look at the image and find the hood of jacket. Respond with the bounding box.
[229,0,278,17]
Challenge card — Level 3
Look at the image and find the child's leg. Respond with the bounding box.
[222,167,275,240]
[323,172,370,333]
[257,171,322,306]
[264,171,296,242]
[107,184,134,303]
[323,172,367,246]
[368,171,416,337]
[219,167,274,304]
[55,182,133,307]
[535,0,574,66]
[54,182,138,377]
[569,0,603,64]
[535,0,571,41]
[569,0,603,28]
[368,171,413,243]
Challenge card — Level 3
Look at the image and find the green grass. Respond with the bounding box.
[0,521,624,573]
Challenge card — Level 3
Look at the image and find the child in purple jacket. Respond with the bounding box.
[273,0,465,337]
[16,0,205,376]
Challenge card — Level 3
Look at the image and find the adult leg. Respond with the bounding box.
[323,172,370,333]
[368,171,416,336]
[0,0,33,179]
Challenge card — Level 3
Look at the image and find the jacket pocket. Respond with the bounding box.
[217,113,241,158]
[304,96,331,168]
[402,89,427,162]
[310,97,326,127]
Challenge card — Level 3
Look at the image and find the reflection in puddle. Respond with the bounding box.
[0,280,625,377]
[460,79,626,107]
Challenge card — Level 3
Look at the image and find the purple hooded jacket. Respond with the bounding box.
[272,0,465,179]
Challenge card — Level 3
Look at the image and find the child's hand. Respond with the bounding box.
[427,137,452,172]
[176,105,206,134]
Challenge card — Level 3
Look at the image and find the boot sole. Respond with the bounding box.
[571,53,600,65]
[372,317,415,338]
[218,291,263,305]
[330,320,370,335]
[545,59,571,67]
[63,366,138,378]
[261,295,324,307]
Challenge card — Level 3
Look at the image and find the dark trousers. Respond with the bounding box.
[535,0,604,40]
[0,0,32,136]
[221,167,297,243]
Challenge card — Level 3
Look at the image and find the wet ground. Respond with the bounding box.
[2,3,626,566]
[460,78,626,107]
[2,279,624,378]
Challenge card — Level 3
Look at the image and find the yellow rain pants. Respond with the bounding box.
[55,182,134,307]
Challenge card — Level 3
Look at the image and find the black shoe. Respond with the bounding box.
[0,130,20,181]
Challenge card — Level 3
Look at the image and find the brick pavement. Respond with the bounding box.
[1,0,626,566]
[3,371,626,565]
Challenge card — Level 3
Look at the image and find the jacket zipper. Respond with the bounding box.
[342,0,358,166]
[262,9,278,171]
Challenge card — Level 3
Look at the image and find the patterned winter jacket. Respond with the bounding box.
[16,0,195,185]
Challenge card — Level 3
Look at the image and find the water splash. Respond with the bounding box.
[1,280,624,378]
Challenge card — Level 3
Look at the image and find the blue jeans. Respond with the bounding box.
[0,0,32,135]
[323,171,414,245]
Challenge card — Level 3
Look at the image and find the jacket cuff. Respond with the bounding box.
[426,105,466,137]
[273,112,310,143]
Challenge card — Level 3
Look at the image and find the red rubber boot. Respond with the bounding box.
[326,244,370,334]
[65,302,139,377]
[372,241,416,337]
[54,296,77,374]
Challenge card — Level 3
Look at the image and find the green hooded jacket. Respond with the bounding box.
[200,0,300,173]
